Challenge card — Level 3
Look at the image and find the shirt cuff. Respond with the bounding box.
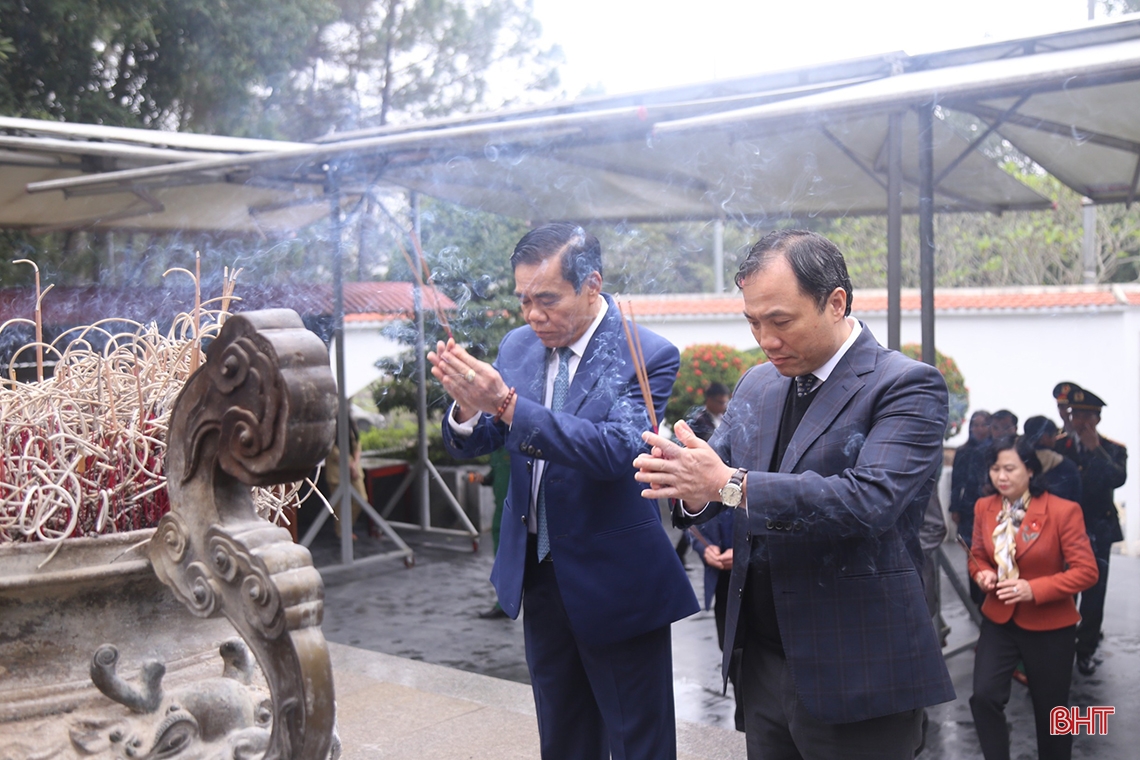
[682,500,711,517]
[447,402,480,437]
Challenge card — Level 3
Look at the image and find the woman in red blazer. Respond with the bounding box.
[968,435,1098,760]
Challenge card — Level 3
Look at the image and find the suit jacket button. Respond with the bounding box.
[737,587,744,599]
[521,515,527,524]
[745,532,752,542]
[765,519,774,530]
[527,461,534,472]
[535,449,543,458]
[793,521,803,531]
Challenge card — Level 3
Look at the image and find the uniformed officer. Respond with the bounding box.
[1053,380,1079,435]
[1053,382,1126,676]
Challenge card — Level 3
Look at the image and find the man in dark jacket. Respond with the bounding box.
[1054,384,1126,676]
[688,382,730,441]
[1024,415,1081,504]
[636,230,954,759]
[949,410,992,606]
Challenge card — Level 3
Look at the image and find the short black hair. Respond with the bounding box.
[991,409,1019,430]
[734,229,853,317]
[984,435,1046,498]
[1023,416,1058,448]
[510,223,602,293]
[704,382,729,399]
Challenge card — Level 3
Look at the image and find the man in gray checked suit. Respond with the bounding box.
[635,230,954,760]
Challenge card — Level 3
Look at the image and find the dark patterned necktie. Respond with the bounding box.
[537,347,573,561]
[796,374,817,397]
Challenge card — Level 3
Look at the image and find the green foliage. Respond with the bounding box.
[820,167,1140,288]
[355,414,472,465]
[358,418,438,453]
[900,344,968,440]
[667,343,761,423]
[0,0,336,132]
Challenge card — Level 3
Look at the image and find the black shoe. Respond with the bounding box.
[1077,654,1097,676]
[478,605,509,620]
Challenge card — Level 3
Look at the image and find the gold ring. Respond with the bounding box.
[465,369,476,383]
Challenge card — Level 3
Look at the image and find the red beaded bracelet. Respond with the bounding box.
[492,387,516,423]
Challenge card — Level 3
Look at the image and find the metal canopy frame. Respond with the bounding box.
[11,14,1140,575]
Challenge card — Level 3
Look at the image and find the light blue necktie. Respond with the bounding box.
[536,347,573,561]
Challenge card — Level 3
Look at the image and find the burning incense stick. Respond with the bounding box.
[162,253,205,374]
[620,301,657,432]
[13,260,47,382]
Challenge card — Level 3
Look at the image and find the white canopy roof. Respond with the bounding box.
[0,116,327,234]
[13,15,1140,232]
[656,21,1140,207]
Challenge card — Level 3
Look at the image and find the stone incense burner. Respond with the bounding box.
[1,309,339,760]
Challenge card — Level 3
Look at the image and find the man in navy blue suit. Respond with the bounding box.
[635,230,955,759]
[428,223,698,760]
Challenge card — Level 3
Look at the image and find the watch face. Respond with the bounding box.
[720,484,742,507]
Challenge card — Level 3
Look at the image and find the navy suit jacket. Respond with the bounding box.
[444,295,698,645]
[679,324,955,724]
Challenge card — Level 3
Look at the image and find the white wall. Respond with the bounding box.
[334,322,406,398]
[640,305,1140,555]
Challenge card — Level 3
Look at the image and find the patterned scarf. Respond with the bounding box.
[992,492,1028,582]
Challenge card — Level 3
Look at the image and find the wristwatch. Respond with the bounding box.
[719,468,748,507]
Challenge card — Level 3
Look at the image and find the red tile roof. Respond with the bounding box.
[620,285,1140,317]
[0,281,454,327]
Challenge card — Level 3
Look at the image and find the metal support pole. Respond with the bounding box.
[713,217,725,293]
[328,167,354,567]
[918,104,936,366]
[410,191,430,530]
[887,112,903,351]
[1082,198,1098,284]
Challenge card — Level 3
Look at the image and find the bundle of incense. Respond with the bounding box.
[619,301,658,433]
[0,267,320,554]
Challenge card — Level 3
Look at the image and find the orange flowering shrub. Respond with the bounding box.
[667,343,763,422]
[900,344,969,440]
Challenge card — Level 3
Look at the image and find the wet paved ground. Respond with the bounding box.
[313,514,1140,757]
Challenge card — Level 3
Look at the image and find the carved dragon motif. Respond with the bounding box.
[147,309,337,760]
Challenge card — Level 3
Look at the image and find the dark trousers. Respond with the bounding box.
[740,641,922,760]
[522,538,677,760]
[713,571,745,732]
[970,619,1076,760]
[1076,532,1111,658]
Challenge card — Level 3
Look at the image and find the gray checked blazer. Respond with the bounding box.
[678,324,956,724]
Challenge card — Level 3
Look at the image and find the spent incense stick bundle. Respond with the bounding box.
[619,301,658,432]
